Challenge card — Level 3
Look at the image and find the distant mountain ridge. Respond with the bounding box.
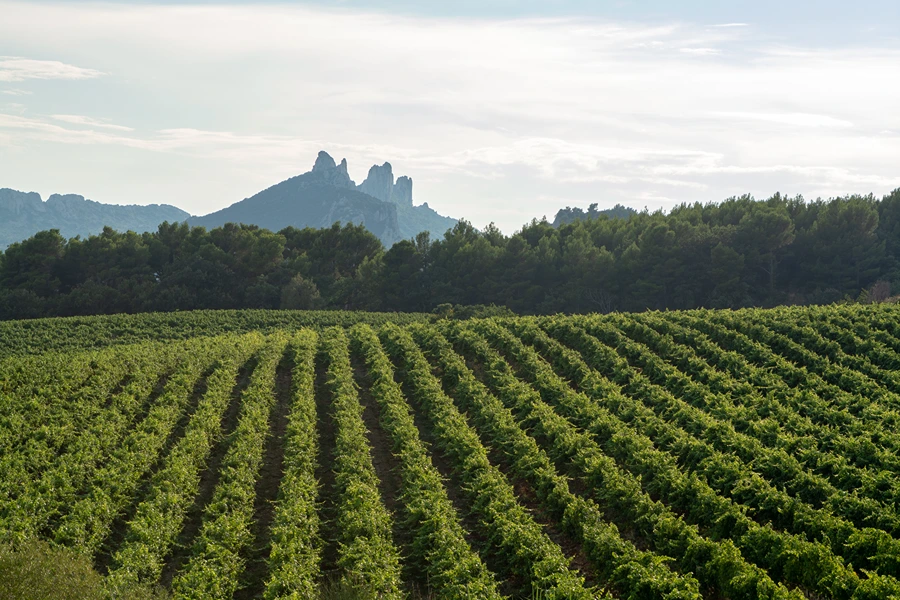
[0,189,190,250]
[190,151,457,246]
[2,154,642,251]
[0,151,458,250]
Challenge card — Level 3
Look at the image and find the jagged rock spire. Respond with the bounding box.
[310,151,354,188]
[393,176,413,207]
[310,152,414,206]
[359,162,394,203]
[313,150,337,172]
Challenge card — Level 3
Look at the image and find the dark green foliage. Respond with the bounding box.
[280,274,322,310]
[2,190,900,319]
[552,203,637,226]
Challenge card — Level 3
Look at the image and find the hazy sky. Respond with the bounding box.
[1,1,899,232]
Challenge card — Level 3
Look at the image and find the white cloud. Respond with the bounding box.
[426,138,719,185]
[51,114,134,131]
[0,56,104,82]
[679,47,722,55]
[2,102,26,115]
[1,88,32,96]
[0,2,897,229]
[4,117,404,166]
[714,111,854,129]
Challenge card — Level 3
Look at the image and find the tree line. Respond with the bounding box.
[1,189,899,320]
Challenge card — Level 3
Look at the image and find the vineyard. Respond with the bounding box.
[3,304,900,599]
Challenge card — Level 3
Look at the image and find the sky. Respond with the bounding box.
[1,1,899,233]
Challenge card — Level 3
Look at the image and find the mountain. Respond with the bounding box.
[552,202,638,227]
[0,189,190,250]
[1,151,457,251]
[189,151,457,246]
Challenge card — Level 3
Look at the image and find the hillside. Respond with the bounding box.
[0,151,457,251]
[2,304,900,598]
[395,200,457,241]
[190,151,457,246]
[191,178,403,246]
[0,188,190,250]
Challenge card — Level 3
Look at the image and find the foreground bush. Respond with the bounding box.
[0,539,168,600]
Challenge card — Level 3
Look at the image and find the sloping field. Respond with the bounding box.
[2,305,900,599]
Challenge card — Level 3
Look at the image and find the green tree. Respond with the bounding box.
[736,201,795,300]
[806,195,884,292]
[280,274,322,309]
[708,242,750,308]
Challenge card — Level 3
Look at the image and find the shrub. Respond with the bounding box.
[0,539,168,600]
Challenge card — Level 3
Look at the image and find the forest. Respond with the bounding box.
[1,189,899,320]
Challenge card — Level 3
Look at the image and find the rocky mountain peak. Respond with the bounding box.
[310,151,354,188]
[356,161,415,208]
[393,176,413,207]
[47,193,87,206]
[358,162,394,203]
[313,151,337,172]
[0,188,43,215]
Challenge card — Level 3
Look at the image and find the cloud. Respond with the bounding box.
[0,2,897,229]
[0,113,135,147]
[426,137,719,185]
[679,47,722,55]
[1,88,32,96]
[0,114,327,165]
[713,111,855,129]
[51,114,134,131]
[0,56,104,82]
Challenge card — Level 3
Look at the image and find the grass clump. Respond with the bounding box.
[0,539,168,600]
